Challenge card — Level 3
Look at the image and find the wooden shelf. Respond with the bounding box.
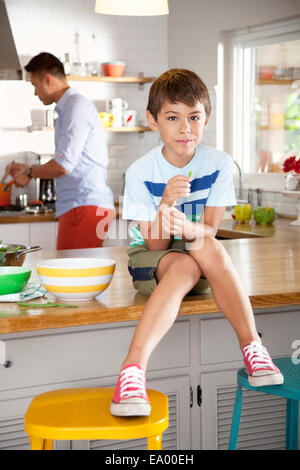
[258,79,294,85]
[39,126,151,133]
[67,75,154,84]
[106,126,151,133]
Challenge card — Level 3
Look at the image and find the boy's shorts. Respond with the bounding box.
[127,239,211,297]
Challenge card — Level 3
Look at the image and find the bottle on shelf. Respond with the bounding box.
[85,33,100,76]
[71,32,85,76]
[260,99,269,128]
[63,53,71,76]
[274,44,292,80]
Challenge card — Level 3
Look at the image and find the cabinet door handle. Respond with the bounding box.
[189,386,193,408]
[2,360,12,368]
[197,385,202,406]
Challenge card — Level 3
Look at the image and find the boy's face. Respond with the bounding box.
[147,100,210,166]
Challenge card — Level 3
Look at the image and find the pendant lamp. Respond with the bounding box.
[95,0,169,16]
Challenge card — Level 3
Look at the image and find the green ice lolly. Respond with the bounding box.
[188,171,192,178]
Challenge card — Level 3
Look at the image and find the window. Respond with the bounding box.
[230,17,300,174]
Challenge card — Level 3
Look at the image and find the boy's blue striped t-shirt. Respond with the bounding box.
[122,144,237,246]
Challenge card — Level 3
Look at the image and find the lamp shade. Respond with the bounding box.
[95,0,169,16]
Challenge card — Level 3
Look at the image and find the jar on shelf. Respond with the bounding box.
[285,173,300,191]
[72,62,85,76]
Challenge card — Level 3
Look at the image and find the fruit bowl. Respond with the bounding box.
[37,258,116,301]
[0,267,31,295]
[101,61,126,77]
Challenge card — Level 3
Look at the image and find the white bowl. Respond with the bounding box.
[37,258,116,301]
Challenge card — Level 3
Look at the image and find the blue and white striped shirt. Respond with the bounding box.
[122,144,236,246]
[53,87,114,217]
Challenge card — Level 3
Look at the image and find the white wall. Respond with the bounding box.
[0,0,169,202]
[168,0,300,87]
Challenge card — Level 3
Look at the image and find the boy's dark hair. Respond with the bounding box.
[25,52,65,78]
[147,69,211,120]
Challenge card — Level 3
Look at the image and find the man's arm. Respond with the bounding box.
[31,159,67,179]
[9,160,67,188]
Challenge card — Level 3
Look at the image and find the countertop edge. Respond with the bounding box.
[1,291,300,335]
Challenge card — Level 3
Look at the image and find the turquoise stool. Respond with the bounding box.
[229,357,300,450]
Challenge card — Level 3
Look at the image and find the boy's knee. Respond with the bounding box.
[168,255,201,284]
[199,236,224,256]
[190,236,227,263]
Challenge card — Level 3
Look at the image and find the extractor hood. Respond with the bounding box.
[0,1,22,80]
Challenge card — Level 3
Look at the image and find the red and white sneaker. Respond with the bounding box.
[242,341,284,386]
[110,364,151,417]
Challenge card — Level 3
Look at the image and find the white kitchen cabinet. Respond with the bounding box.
[0,222,58,250]
[0,321,191,450]
[198,309,300,450]
[0,308,299,450]
[0,223,30,245]
[29,222,58,250]
[200,368,287,450]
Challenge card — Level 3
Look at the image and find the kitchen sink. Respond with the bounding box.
[216,230,262,240]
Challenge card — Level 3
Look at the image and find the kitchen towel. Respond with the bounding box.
[0,283,47,302]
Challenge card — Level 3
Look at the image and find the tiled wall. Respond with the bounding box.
[0,0,217,205]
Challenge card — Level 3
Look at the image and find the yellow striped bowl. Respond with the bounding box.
[37,258,116,301]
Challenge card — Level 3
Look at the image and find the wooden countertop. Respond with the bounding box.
[0,217,300,334]
[0,204,120,224]
[0,212,58,224]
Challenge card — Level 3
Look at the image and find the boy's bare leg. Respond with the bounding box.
[121,252,201,371]
[189,236,261,349]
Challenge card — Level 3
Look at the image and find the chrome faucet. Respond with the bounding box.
[233,160,243,200]
[247,188,263,207]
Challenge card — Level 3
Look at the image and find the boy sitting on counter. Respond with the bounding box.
[110,68,283,417]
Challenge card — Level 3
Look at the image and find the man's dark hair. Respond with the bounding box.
[25,52,65,78]
[147,69,211,120]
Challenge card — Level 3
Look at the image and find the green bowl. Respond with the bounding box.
[0,267,31,295]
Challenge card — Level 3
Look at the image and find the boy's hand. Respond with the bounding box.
[161,206,201,241]
[161,175,192,207]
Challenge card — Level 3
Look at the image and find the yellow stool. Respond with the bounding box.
[24,387,168,450]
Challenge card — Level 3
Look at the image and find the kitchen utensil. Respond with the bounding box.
[99,112,114,128]
[106,98,128,128]
[0,242,41,267]
[15,194,28,210]
[40,180,55,203]
[0,181,13,206]
[123,109,137,127]
[0,266,31,295]
[101,61,125,77]
[37,257,116,301]
[3,180,14,191]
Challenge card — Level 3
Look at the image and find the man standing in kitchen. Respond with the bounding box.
[8,52,115,249]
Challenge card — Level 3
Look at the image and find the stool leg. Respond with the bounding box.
[228,385,243,450]
[30,437,45,450]
[147,434,162,450]
[286,399,299,450]
[43,439,53,450]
